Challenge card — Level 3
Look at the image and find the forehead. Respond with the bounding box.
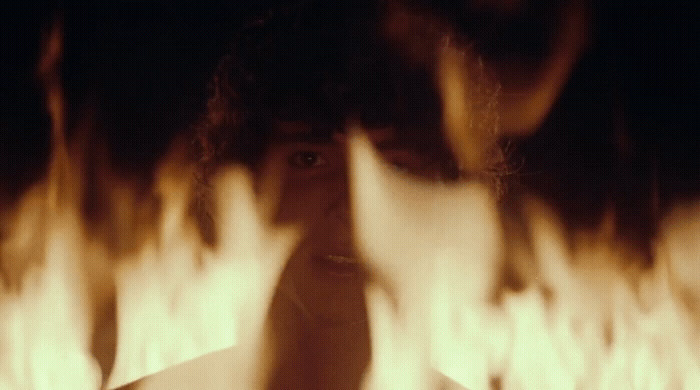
[271,120,400,149]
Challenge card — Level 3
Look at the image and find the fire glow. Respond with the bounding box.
[1,14,699,390]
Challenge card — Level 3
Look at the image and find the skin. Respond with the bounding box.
[261,120,445,389]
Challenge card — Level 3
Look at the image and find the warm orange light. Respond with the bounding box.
[348,131,700,388]
[1,12,698,390]
[107,165,299,389]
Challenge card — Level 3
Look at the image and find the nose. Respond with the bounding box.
[325,164,352,224]
[324,164,357,255]
[323,132,353,222]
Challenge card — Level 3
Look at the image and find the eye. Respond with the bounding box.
[389,161,411,173]
[383,150,425,173]
[288,150,327,168]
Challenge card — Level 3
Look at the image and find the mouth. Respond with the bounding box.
[314,254,363,276]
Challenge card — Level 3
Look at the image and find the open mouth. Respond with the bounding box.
[314,254,363,276]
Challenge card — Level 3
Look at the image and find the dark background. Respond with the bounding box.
[1,1,698,241]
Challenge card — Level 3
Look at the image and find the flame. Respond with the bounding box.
[347,6,698,386]
[1,12,698,390]
[348,129,700,389]
[0,19,102,389]
[1,19,300,390]
[106,164,299,389]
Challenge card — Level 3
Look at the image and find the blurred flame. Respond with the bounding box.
[347,7,697,384]
[347,128,506,390]
[438,46,499,174]
[497,1,591,134]
[1,11,698,390]
[107,164,299,389]
[1,18,300,390]
[0,19,102,389]
[349,129,699,388]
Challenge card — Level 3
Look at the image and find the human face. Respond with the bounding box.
[260,120,445,388]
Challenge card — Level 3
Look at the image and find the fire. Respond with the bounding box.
[1,20,300,390]
[0,185,102,390]
[1,9,699,390]
[107,164,299,389]
[348,22,699,389]
[350,129,700,389]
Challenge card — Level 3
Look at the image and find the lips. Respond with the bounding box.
[314,254,362,276]
[324,255,359,264]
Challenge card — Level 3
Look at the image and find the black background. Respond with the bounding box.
[1,1,698,241]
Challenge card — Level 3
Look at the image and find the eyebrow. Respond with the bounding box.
[375,138,411,151]
[271,132,334,144]
[271,128,415,151]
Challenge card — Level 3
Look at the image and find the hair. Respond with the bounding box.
[192,0,508,241]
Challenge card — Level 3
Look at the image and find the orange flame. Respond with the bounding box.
[1,19,102,389]
[1,10,698,390]
[2,18,301,390]
[107,164,299,388]
[347,129,699,389]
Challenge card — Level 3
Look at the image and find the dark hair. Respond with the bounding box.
[193,1,506,239]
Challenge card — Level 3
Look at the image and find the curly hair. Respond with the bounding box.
[192,0,507,241]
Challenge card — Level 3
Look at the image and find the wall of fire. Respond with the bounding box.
[1,0,698,245]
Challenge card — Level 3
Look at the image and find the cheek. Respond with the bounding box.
[276,175,332,225]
